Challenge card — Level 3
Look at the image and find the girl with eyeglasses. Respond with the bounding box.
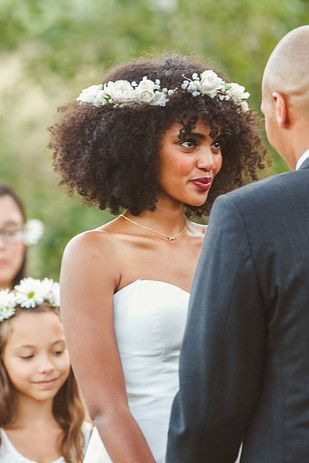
[0,185,27,290]
[0,185,43,290]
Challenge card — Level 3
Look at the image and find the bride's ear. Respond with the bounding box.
[272,92,288,128]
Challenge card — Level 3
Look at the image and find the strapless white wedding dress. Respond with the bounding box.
[83,279,190,463]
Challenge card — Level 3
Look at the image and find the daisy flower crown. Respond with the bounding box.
[0,278,60,323]
[76,70,250,113]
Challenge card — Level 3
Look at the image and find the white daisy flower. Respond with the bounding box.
[15,278,45,308]
[46,281,60,307]
[0,290,16,322]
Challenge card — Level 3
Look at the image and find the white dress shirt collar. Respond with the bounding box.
[296,149,309,170]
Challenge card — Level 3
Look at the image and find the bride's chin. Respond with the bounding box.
[185,196,208,208]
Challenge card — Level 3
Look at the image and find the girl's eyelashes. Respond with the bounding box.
[17,347,65,359]
[20,355,34,360]
[53,350,65,356]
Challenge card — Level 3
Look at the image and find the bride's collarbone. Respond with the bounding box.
[103,224,204,291]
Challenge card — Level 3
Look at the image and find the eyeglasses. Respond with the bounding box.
[0,228,24,245]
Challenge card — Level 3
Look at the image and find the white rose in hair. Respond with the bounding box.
[151,92,170,107]
[76,84,107,106]
[93,89,109,106]
[136,78,157,103]
[187,80,201,94]
[200,70,224,98]
[226,83,250,102]
[239,101,249,112]
[104,80,136,104]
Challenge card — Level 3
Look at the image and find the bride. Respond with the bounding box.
[49,53,267,462]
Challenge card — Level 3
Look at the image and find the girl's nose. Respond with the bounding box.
[37,356,55,374]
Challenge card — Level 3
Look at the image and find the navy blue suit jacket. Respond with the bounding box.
[167,158,309,462]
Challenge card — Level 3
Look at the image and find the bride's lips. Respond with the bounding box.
[191,177,213,191]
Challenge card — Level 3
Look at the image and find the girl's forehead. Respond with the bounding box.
[4,312,64,348]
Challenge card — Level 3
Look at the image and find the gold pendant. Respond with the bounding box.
[169,236,177,241]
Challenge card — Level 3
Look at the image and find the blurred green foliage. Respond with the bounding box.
[0,0,307,279]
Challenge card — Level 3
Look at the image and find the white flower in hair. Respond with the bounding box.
[15,277,46,308]
[46,281,60,307]
[76,70,250,112]
[31,278,60,307]
[0,290,16,322]
[187,80,202,95]
[136,77,158,104]
[23,219,44,246]
[152,91,171,106]
[199,70,225,98]
[104,80,137,105]
[76,84,108,107]
[182,71,250,112]
[239,100,249,113]
[39,277,56,296]
[225,82,250,103]
[77,77,174,108]
[0,279,60,323]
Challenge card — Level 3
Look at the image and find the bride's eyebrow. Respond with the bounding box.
[212,132,222,141]
[179,131,207,140]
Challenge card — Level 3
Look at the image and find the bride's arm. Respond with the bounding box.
[60,230,155,463]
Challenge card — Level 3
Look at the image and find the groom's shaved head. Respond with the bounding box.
[262,25,309,116]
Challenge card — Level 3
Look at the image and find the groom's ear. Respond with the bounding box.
[272,92,288,128]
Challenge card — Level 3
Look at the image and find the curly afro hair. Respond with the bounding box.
[49,53,270,217]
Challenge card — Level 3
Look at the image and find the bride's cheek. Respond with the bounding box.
[179,158,195,173]
[215,156,223,175]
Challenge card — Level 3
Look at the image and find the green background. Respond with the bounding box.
[0,0,308,279]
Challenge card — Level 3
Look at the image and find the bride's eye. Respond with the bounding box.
[179,139,196,149]
[211,140,222,152]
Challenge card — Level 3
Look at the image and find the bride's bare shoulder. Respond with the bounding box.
[62,223,123,268]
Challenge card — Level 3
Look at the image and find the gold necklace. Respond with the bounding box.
[120,213,187,241]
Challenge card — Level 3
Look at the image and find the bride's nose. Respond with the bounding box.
[196,150,216,172]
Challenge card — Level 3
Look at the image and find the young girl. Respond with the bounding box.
[0,278,91,462]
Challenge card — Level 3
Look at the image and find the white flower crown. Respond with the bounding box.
[0,278,60,323]
[76,70,250,113]
[23,219,44,246]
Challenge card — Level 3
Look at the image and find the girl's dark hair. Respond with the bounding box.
[0,184,27,285]
[0,304,86,463]
[50,53,270,217]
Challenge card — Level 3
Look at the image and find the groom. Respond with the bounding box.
[166,25,309,462]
